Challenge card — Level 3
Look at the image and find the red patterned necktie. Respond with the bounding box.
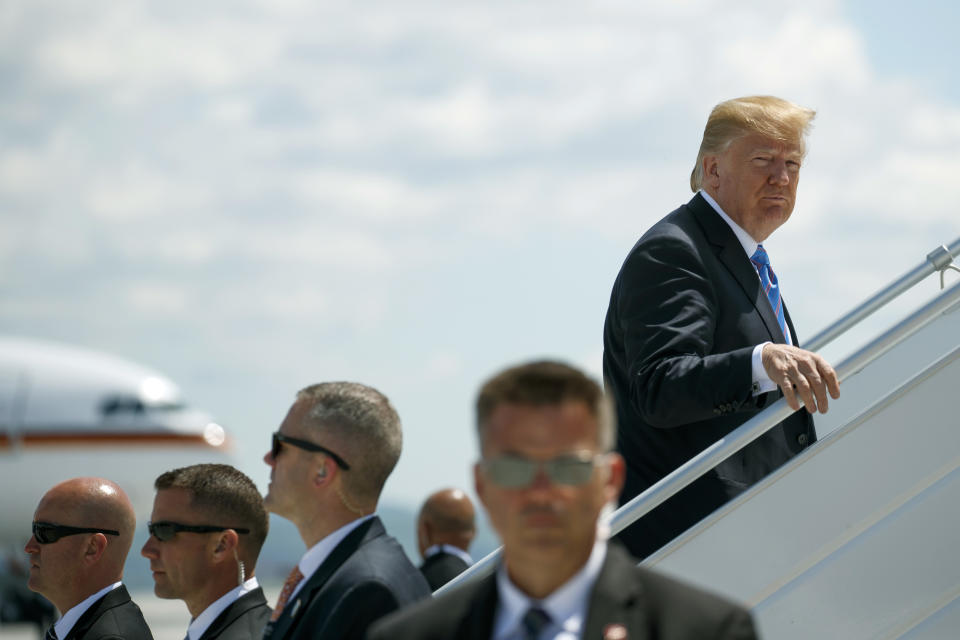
[270,566,305,621]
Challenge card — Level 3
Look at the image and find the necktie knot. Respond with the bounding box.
[45,626,58,640]
[270,566,305,621]
[521,606,551,640]
[750,244,770,268]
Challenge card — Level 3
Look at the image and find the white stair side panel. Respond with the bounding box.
[647,345,960,638]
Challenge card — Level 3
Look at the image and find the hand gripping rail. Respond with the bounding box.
[437,243,960,596]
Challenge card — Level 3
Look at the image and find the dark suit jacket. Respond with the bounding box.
[262,516,431,640]
[368,543,757,640]
[603,193,815,558]
[63,585,153,640]
[420,550,470,591]
[198,587,271,640]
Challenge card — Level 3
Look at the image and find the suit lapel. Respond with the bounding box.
[688,194,787,344]
[582,545,649,640]
[198,587,267,640]
[263,517,381,639]
[64,585,130,640]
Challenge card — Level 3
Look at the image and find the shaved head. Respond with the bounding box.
[417,488,475,556]
[26,477,136,612]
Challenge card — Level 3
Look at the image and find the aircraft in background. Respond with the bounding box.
[0,336,234,549]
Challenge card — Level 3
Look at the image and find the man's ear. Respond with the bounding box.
[83,532,109,565]
[212,529,239,560]
[703,155,721,189]
[604,453,626,504]
[473,463,487,510]
[313,460,330,487]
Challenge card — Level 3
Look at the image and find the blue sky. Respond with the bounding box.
[2,0,958,519]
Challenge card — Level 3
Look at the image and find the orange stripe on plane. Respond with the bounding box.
[0,431,223,449]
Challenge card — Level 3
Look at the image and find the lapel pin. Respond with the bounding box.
[603,623,627,640]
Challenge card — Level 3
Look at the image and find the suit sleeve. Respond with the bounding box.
[614,232,756,428]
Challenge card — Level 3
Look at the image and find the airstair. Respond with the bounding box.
[443,238,960,639]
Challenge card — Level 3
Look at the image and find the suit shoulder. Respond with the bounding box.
[632,566,756,637]
[368,579,485,640]
[79,601,154,640]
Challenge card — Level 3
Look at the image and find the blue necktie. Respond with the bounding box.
[521,606,551,640]
[750,244,790,343]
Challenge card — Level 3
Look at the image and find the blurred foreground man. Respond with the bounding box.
[416,488,476,590]
[370,361,757,639]
[603,95,841,558]
[262,382,430,640]
[25,477,153,640]
[141,464,270,640]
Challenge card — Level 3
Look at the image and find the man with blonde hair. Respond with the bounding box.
[24,477,153,640]
[603,95,841,558]
[261,381,430,640]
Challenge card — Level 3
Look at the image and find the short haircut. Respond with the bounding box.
[690,95,816,191]
[475,360,614,453]
[297,382,402,507]
[154,464,268,561]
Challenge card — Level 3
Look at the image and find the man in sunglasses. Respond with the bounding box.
[370,360,758,639]
[261,381,430,640]
[24,477,153,640]
[141,464,270,640]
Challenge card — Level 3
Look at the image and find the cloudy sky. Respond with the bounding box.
[2,0,958,513]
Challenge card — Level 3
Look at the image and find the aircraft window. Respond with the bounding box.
[100,396,146,415]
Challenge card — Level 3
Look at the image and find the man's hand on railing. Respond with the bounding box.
[762,344,841,413]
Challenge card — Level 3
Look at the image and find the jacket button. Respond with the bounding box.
[797,433,809,446]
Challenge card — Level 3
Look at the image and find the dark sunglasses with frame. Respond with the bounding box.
[147,521,250,542]
[271,431,351,470]
[479,452,608,488]
[32,521,120,545]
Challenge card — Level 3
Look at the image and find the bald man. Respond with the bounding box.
[416,489,476,591]
[24,477,153,640]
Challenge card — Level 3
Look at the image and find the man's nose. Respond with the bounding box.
[769,160,790,185]
[264,450,276,467]
[141,537,157,558]
[24,535,40,554]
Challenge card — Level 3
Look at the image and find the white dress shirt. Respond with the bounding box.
[699,189,791,395]
[53,582,122,640]
[289,514,375,601]
[185,576,260,640]
[422,543,473,566]
[491,539,607,640]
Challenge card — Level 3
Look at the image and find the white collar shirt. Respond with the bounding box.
[699,189,793,360]
[290,514,375,601]
[53,582,122,640]
[185,576,260,640]
[491,539,607,640]
[423,544,473,566]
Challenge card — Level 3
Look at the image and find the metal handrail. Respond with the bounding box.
[438,274,960,596]
[803,237,960,352]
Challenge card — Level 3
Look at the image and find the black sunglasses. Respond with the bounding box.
[32,521,120,545]
[480,452,605,488]
[271,432,351,470]
[147,521,250,542]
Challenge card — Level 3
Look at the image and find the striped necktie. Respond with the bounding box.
[270,566,304,621]
[750,244,790,343]
[45,627,57,640]
[521,606,551,640]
